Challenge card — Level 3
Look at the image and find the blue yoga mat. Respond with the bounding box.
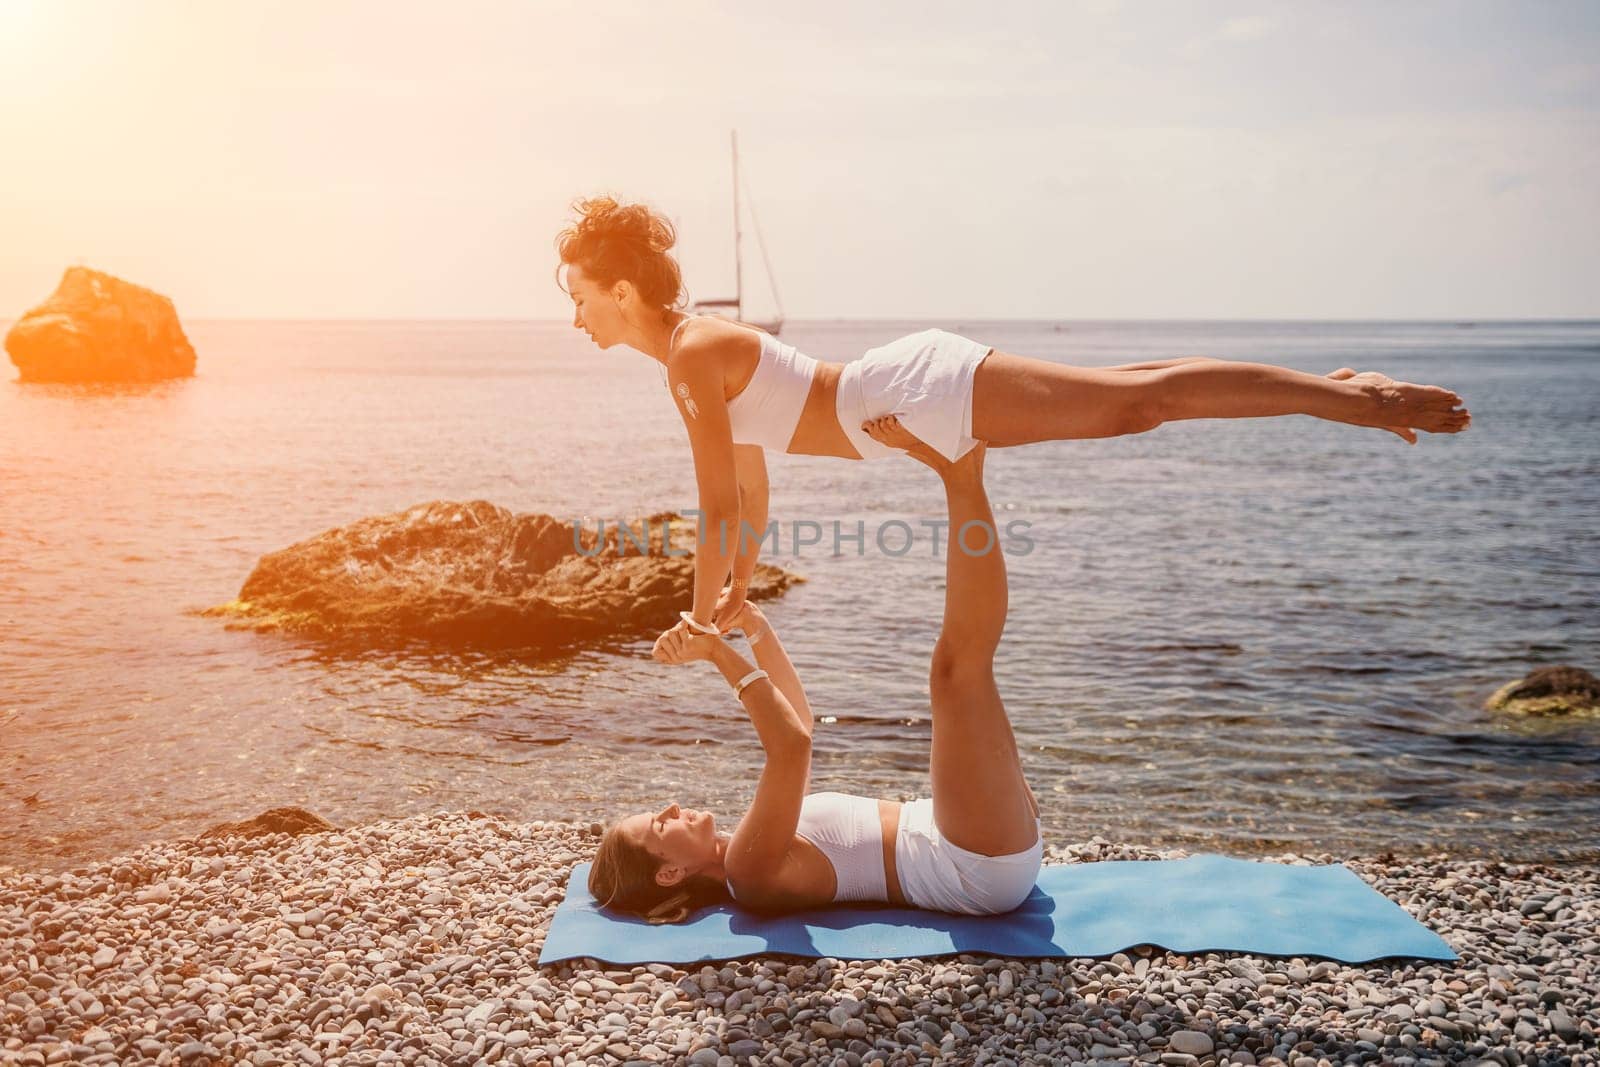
[539,854,1457,966]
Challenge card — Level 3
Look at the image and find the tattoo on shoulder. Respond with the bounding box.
[675,382,700,419]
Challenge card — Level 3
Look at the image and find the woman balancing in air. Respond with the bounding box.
[554,197,1471,638]
[589,422,1043,920]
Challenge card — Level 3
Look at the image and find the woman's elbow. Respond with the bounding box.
[697,494,741,525]
[693,499,741,546]
[771,724,812,757]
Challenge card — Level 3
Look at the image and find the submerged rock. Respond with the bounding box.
[4,266,197,383]
[201,806,335,840]
[202,499,801,653]
[1486,665,1600,717]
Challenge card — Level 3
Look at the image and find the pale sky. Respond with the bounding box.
[2,0,1596,319]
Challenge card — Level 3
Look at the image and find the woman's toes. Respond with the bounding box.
[863,414,943,460]
[1419,407,1472,433]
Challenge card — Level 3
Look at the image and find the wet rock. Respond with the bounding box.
[202,501,801,654]
[5,267,196,383]
[200,806,335,841]
[1486,665,1600,717]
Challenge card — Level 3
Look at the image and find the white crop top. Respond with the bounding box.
[668,316,820,453]
[726,791,887,905]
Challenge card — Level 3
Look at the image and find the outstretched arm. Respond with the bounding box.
[668,342,741,627]
[651,628,810,762]
[728,601,812,731]
[714,445,770,629]
[652,627,810,881]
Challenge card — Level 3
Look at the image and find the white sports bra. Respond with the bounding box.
[727,791,887,904]
[668,315,820,453]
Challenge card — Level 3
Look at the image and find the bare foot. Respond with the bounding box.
[1327,367,1471,445]
[862,415,986,480]
[862,414,939,466]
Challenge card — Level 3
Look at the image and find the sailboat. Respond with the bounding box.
[690,130,785,336]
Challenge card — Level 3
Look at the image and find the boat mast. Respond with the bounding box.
[744,166,785,331]
[730,129,744,320]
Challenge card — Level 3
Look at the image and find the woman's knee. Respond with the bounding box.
[930,636,996,692]
[1117,371,1170,434]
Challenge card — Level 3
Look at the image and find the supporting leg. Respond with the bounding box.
[861,417,1039,857]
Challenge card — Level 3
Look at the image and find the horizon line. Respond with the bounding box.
[5,315,1595,326]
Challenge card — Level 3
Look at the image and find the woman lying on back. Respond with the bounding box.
[589,419,1042,922]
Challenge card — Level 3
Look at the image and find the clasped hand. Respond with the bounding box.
[651,622,722,665]
[712,583,748,631]
[652,595,764,666]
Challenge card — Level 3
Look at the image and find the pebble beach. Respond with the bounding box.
[2,812,1595,1067]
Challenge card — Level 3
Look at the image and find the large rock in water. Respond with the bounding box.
[1485,665,1600,718]
[5,266,196,382]
[203,500,802,653]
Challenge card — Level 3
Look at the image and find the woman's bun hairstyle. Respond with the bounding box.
[555,196,687,315]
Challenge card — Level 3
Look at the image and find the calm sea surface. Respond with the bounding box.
[2,319,1597,874]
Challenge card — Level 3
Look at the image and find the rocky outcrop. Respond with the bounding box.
[200,807,336,841]
[1486,665,1600,718]
[202,500,802,654]
[5,267,196,383]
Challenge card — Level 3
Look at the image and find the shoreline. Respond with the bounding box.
[8,817,1599,885]
[2,812,1594,1066]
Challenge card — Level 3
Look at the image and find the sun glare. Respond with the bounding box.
[0,0,47,41]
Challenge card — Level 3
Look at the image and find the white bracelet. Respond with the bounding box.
[733,669,769,697]
[746,624,768,645]
[679,611,720,636]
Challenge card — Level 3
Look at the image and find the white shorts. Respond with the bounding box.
[836,329,994,463]
[894,798,1043,915]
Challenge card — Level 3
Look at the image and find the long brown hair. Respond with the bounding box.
[554,196,687,319]
[588,819,730,925]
